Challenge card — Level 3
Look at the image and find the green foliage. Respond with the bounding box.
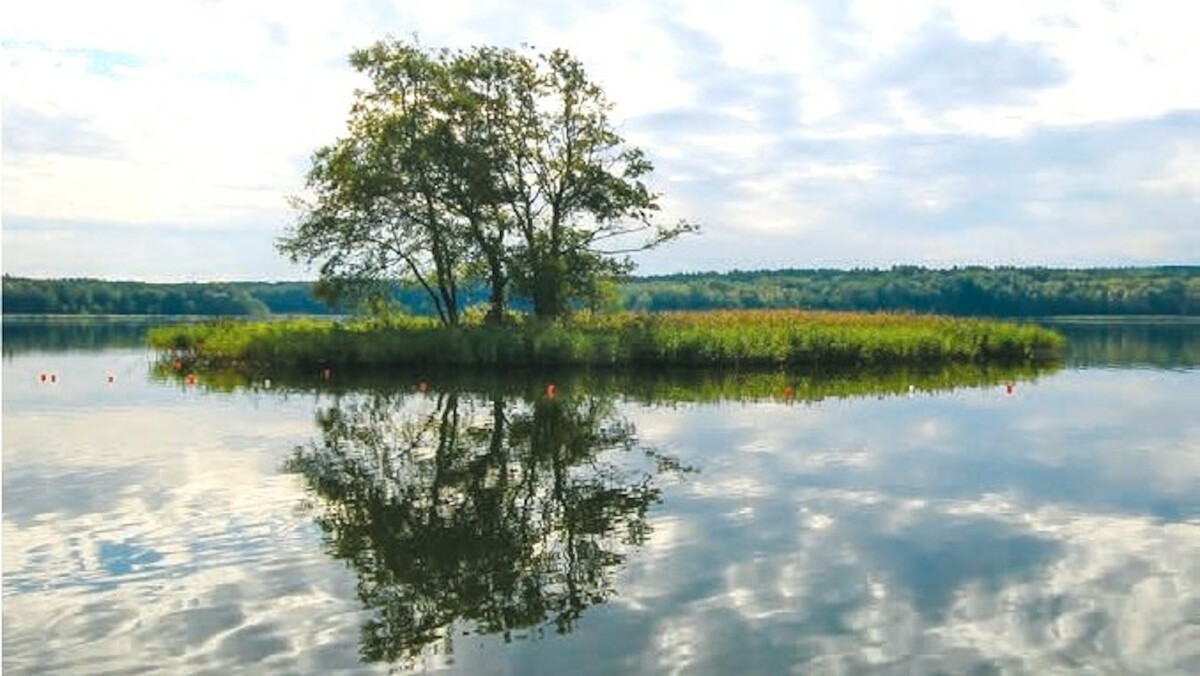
[1,275,271,315]
[281,41,470,325]
[148,310,1062,374]
[623,265,1200,316]
[279,38,693,325]
[7,267,1195,318]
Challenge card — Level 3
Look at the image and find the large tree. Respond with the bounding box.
[280,39,692,324]
[487,47,694,318]
[280,43,468,325]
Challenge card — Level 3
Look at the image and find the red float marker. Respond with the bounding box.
[38,372,47,383]
[1005,382,1015,395]
[783,386,794,399]
[186,373,197,386]
[546,383,557,399]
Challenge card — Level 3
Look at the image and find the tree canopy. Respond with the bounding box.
[279,39,693,324]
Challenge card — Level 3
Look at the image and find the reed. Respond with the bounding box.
[148,310,1063,372]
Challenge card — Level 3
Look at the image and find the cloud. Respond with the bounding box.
[872,10,1068,111]
[2,0,1198,279]
[2,105,121,157]
[634,109,1200,271]
[1,218,303,281]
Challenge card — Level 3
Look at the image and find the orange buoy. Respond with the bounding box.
[546,383,557,399]
[783,386,794,399]
[186,373,197,385]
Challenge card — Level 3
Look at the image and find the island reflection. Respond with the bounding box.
[284,386,692,664]
[163,359,1059,402]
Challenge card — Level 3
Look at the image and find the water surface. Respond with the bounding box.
[4,318,1199,674]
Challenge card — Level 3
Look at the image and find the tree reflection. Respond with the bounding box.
[285,387,688,664]
[1046,318,1200,368]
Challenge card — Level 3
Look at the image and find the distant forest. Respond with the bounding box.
[4,266,1198,317]
[626,266,1200,316]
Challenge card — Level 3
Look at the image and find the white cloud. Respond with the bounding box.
[525,3,696,121]
[676,0,819,74]
[3,0,1199,278]
[849,0,1200,134]
[1140,142,1200,198]
[3,31,359,226]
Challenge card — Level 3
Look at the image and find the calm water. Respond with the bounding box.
[4,319,1199,674]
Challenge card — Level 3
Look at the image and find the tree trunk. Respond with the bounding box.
[531,258,567,319]
[486,260,507,325]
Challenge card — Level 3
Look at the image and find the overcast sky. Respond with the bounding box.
[3,1,1199,281]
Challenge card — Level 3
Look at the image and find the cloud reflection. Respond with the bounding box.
[615,368,1200,673]
[5,346,1198,673]
[2,364,377,674]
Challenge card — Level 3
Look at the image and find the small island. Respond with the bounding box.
[148,310,1061,374]
[145,40,1061,378]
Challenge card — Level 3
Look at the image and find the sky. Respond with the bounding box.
[3,0,1199,281]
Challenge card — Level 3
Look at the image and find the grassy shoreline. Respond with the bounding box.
[148,310,1063,373]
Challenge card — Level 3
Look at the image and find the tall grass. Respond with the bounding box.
[148,310,1063,372]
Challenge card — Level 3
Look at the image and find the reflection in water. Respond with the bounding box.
[5,319,1199,673]
[163,360,1060,405]
[1,316,188,356]
[1045,317,1200,368]
[285,388,690,664]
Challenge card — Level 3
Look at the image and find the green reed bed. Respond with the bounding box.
[148,310,1062,373]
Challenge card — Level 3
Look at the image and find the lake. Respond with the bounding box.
[4,317,1199,674]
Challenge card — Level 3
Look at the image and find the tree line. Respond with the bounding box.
[622,266,1200,316]
[5,266,1197,317]
[1,276,273,315]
